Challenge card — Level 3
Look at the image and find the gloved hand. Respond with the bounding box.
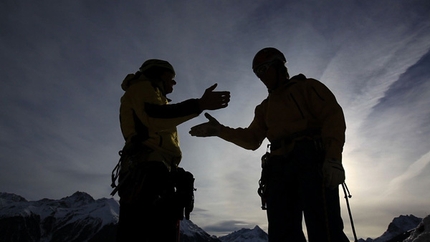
[189,113,221,137]
[198,84,230,111]
[323,158,345,189]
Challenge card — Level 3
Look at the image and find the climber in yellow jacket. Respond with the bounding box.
[190,47,349,242]
[116,59,230,242]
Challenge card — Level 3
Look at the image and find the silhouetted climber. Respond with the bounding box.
[114,59,230,242]
[190,48,349,242]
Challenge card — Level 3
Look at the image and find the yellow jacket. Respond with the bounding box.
[120,73,201,167]
[219,74,346,161]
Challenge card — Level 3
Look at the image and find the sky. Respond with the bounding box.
[1,0,429,240]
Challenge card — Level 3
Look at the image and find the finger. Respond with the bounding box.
[190,122,206,130]
[209,91,229,95]
[189,130,202,137]
[190,125,210,137]
[211,91,230,97]
[189,126,203,136]
[204,112,216,122]
[205,83,218,92]
[189,129,199,136]
[211,92,230,102]
[223,94,230,103]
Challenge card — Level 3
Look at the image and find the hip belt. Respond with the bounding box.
[270,128,321,152]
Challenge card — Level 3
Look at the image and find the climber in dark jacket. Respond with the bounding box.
[190,48,349,242]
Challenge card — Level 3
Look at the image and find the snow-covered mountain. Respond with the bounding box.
[0,191,118,242]
[218,226,268,242]
[2,191,429,242]
[0,191,223,242]
[358,214,427,242]
[180,219,221,242]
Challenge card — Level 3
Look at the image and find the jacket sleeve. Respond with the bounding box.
[128,83,201,132]
[218,101,267,150]
[145,99,202,119]
[144,102,201,131]
[306,79,346,161]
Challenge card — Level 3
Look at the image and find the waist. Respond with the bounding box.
[270,128,321,152]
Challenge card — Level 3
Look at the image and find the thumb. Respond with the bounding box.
[205,83,218,92]
[204,112,220,125]
[204,112,215,121]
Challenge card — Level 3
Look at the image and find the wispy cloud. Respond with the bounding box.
[1,0,430,240]
[203,220,257,236]
[383,151,430,196]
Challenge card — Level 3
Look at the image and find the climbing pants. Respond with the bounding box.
[265,140,349,242]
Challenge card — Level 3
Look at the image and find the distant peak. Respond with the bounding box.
[60,191,95,207]
[0,192,27,203]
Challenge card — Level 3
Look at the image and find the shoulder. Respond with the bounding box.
[290,74,320,85]
[254,97,269,114]
[290,74,307,81]
[122,79,161,103]
[289,74,326,89]
[126,79,154,93]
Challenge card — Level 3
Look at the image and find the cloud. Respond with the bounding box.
[383,151,430,195]
[203,220,255,236]
[1,0,430,240]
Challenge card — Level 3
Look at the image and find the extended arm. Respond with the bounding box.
[138,83,230,131]
[190,105,267,151]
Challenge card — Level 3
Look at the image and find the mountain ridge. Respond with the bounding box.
[1,191,429,242]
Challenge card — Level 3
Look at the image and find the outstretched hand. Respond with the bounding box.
[199,84,230,111]
[189,113,222,137]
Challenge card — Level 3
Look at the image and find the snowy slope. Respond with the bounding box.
[0,191,118,242]
[0,191,218,242]
[218,226,268,242]
[1,191,429,242]
[404,215,430,242]
[180,219,221,242]
[358,215,423,242]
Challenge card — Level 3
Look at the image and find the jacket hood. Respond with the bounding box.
[121,73,168,98]
[121,73,138,91]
